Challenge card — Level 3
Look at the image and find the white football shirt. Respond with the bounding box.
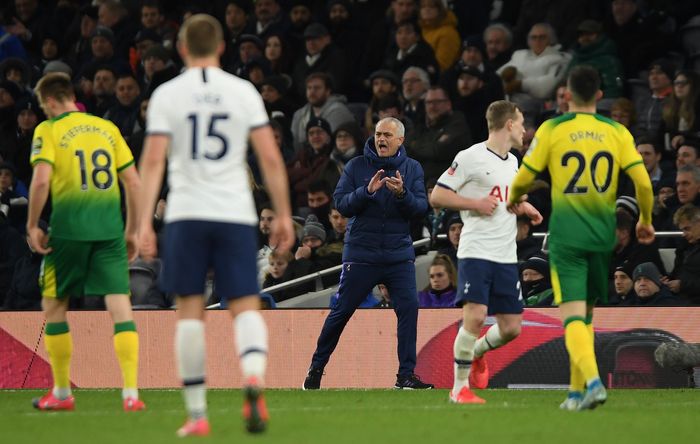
[147,67,269,225]
[436,142,519,264]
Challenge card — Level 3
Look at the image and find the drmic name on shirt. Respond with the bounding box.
[569,131,605,143]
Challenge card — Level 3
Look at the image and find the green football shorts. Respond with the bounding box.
[40,236,129,299]
[548,240,611,306]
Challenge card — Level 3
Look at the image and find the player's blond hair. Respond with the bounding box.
[34,72,75,105]
[486,100,521,131]
[178,14,223,58]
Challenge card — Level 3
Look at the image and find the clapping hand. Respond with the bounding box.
[368,169,387,194]
[386,171,404,197]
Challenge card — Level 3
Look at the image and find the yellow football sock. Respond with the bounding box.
[114,321,139,390]
[44,322,72,390]
[568,322,595,392]
[564,317,600,383]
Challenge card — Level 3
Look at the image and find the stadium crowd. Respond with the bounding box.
[1,0,700,310]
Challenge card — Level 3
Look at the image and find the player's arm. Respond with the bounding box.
[625,162,655,244]
[250,124,294,253]
[430,184,498,216]
[118,164,141,261]
[138,134,168,259]
[26,162,52,254]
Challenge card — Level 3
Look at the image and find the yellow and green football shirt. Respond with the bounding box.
[30,111,134,240]
[512,112,649,251]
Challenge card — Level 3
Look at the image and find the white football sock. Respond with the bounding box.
[234,310,268,384]
[474,324,506,358]
[175,319,207,419]
[453,326,478,394]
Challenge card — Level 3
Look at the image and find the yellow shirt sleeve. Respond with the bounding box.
[30,121,56,166]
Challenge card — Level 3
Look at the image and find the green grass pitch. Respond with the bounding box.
[2,389,697,444]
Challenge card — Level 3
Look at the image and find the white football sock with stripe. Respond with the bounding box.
[175,319,207,419]
[234,310,268,384]
[453,326,478,394]
[474,324,506,358]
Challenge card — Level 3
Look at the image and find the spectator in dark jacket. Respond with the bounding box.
[624,262,680,306]
[407,86,471,184]
[291,23,349,98]
[665,204,700,304]
[303,117,433,390]
[383,20,439,83]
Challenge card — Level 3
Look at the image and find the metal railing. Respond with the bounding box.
[206,231,682,309]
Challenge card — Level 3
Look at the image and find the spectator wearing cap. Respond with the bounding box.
[221,0,256,72]
[360,0,418,80]
[286,0,314,60]
[133,28,163,67]
[604,0,672,79]
[497,23,571,125]
[139,1,177,51]
[290,72,355,152]
[330,120,364,171]
[141,45,178,96]
[1,95,44,186]
[294,214,342,277]
[611,198,666,277]
[483,23,513,71]
[437,213,462,266]
[252,0,289,43]
[97,0,139,61]
[452,65,490,142]
[0,161,29,232]
[67,5,99,71]
[325,0,365,78]
[521,255,554,307]
[287,117,342,209]
[406,85,471,184]
[43,61,72,78]
[401,66,429,126]
[635,59,676,143]
[291,22,350,98]
[623,262,679,306]
[261,74,297,125]
[440,37,505,115]
[383,20,439,84]
[666,204,700,305]
[565,20,623,100]
[655,165,700,234]
[79,25,131,81]
[609,262,635,305]
[364,70,400,135]
[661,70,700,152]
[230,34,265,78]
[104,73,142,138]
[418,254,457,308]
[418,0,460,72]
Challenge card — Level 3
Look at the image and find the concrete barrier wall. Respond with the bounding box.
[2,307,699,389]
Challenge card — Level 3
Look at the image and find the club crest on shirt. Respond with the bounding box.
[31,137,42,155]
[447,161,458,175]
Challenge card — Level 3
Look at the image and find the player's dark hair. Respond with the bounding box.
[34,72,75,105]
[485,100,521,131]
[179,14,223,58]
[567,65,600,105]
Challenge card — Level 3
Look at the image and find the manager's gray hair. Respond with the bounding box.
[376,117,405,137]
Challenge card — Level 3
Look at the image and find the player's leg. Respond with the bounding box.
[32,238,88,411]
[385,261,433,389]
[576,251,611,410]
[306,263,379,388]
[471,263,523,389]
[451,259,489,403]
[89,237,144,411]
[163,221,211,436]
[550,243,600,409]
[213,222,269,433]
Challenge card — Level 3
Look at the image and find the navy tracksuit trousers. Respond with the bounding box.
[310,261,418,376]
